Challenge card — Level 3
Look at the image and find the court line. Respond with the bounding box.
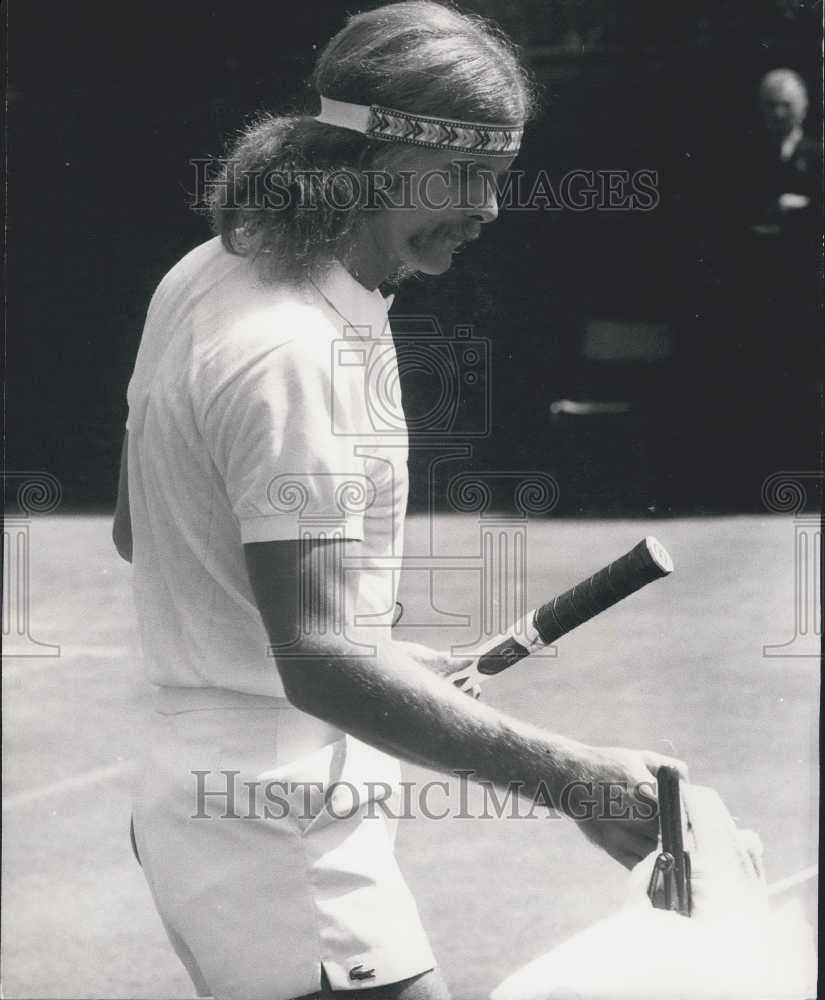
[767,865,818,896]
[60,645,133,658]
[2,646,135,679]
[3,645,132,660]
[2,759,137,810]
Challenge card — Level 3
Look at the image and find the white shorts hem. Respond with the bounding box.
[322,946,437,991]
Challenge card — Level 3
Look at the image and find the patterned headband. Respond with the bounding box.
[315,96,522,157]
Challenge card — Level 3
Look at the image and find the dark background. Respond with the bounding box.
[7,0,823,513]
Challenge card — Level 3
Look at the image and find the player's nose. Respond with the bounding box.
[468,179,499,224]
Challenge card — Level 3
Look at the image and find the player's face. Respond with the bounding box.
[364,150,515,281]
[760,81,806,138]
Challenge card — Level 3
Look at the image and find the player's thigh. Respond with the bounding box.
[297,968,450,1000]
[156,912,212,998]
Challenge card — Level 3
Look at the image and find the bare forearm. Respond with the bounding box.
[276,637,592,802]
[248,538,596,805]
[247,539,681,869]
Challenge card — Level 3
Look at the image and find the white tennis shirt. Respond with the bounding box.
[126,237,409,697]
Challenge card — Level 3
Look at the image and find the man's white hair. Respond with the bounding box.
[759,67,808,109]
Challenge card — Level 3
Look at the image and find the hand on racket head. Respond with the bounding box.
[574,748,687,871]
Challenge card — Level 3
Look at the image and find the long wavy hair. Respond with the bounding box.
[206,1,536,283]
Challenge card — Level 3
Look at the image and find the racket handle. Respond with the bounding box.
[456,536,673,686]
[531,535,673,647]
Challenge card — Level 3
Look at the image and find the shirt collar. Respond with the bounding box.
[310,260,393,332]
[781,126,803,161]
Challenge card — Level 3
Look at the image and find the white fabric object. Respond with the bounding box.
[126,237,407,696]
[492,784,816,1000]
[134,698,436,999]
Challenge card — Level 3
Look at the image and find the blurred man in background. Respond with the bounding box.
[702,67,821,500]
[749,69,819,239]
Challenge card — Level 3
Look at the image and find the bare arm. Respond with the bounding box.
[112,433,133,563]
[245,538,686,867]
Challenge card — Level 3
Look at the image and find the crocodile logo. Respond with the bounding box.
[349,964,376,982]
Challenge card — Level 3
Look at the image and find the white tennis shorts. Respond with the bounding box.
[132,688,436,999]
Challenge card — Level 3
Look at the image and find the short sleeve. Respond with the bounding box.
[199,337,369,544]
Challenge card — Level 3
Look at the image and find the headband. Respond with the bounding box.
[315,96,522,157]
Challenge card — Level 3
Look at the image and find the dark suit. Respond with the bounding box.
[704,130,823,501]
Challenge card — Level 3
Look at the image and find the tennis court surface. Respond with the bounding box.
[2,513,818,998]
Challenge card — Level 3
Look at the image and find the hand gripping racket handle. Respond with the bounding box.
[452,536,673,692]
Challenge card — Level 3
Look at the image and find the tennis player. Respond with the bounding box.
[113,4,686,997]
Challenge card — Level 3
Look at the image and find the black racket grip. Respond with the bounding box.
[532,536,673,645]
[473,536,673,677]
